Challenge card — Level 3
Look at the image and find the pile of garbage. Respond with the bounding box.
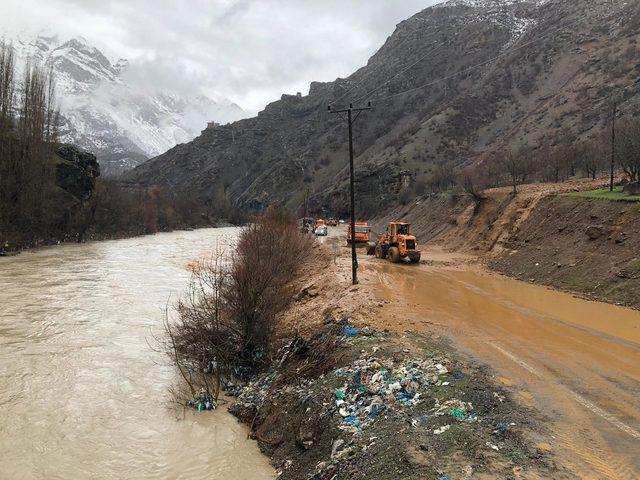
[331,352,456,435]
[225,324,543,480]
[186,387,217,412]
[228,371,277,412]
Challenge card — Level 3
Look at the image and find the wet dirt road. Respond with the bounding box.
[0,229,274,480]
[361,249,640,479]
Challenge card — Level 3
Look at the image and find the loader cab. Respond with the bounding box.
[388,222,411,239]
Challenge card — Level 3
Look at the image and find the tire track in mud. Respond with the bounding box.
[459,323,640,480]
[489,341,640,440]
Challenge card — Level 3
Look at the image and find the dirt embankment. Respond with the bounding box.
[376,179,640,309]
[228,246,571,479]
[491,195,640,308]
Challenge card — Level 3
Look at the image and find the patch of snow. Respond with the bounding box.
[433,0,546,49]
[438,0,551,7]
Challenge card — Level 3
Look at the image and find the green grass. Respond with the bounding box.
[563,186,640,202]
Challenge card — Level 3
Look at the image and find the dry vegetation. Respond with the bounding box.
[444,120,640,202]
[82,180,233,241]
[163,208,313,402]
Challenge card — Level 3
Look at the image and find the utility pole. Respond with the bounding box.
[610,102,617,192]
[328,102,371,285]
[301,189,309,232]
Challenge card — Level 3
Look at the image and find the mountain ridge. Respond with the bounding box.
[127,0,640,214]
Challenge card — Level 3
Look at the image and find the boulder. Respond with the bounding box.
[585,225,604,240]
[55,145,100,201]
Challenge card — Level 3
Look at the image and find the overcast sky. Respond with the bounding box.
[0,0,440,111]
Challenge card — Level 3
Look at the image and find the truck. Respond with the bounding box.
[367,222,421,263]
[347,222,371,244]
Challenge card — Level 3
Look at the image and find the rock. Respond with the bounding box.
[331,439,345,458]
[585,225,604,240]
[296,417,318,450]
[55,145,100,201]
[296,282,320,300]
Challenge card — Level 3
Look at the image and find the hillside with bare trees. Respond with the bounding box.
[126,0,640,216]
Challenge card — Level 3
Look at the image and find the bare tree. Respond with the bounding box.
[577,138,607,180]
[456,163,488,203]
[501,147,532,195]
[0,47,61,243]
[0,42,16,231]
[616,117,640,183]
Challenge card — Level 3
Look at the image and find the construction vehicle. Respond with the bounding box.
[314,219,326,229]
[347,222,371,244]
[367,222,421,263]
[301,217,315,233]
[315,225,328,236]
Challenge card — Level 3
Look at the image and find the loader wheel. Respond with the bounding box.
[388,247,401,263]
[375,245,387,259]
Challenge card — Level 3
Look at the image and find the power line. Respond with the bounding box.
[360,16,575,106]
[353,39,447,105]
[333,27,453,106]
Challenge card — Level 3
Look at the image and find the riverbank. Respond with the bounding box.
[227,245,571,479]
[375,179,640,310]
[0,220,236,256]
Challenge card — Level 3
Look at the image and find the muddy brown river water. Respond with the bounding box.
[0,229,274,480]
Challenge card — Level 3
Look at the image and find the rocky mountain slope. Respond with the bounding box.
[127,0,640,214]
[10,35,248,175]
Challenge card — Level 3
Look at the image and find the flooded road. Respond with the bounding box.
[368,255,640,479]
[0,229,274,480]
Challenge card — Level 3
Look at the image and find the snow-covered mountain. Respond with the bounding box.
[10,34,249,175]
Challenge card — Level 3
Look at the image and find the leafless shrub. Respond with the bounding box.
[427,162,456,193]
[163,247,230,402]
[164,208,313,404]
[456,164,488,203]
[223,208,313,366]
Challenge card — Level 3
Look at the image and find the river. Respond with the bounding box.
[0,229,274,480]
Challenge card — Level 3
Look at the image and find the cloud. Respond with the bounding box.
[0,0,440,110]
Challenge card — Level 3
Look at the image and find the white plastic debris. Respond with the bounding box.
[433,425,451,435]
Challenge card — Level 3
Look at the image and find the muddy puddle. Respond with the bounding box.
[369,261,640,479]
[0,229,274,479]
